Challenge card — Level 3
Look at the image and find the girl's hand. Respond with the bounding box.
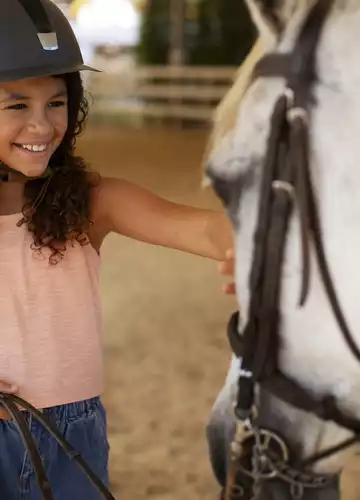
[218,248,236,295]
[0,381,18,420]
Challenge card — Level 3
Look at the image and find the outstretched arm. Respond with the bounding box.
[93,176,234,261]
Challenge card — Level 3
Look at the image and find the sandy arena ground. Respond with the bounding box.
[77,122,360,500]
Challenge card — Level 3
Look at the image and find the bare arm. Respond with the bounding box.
[92,176,233,261]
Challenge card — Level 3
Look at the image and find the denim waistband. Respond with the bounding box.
[40,397,101,423]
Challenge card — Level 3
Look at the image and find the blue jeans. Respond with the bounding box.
[0,397,110,500]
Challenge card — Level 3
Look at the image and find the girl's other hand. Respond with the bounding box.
[0,381,18,420]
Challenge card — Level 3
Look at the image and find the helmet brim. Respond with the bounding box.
[79,64,101,73]
[0,63,101,83]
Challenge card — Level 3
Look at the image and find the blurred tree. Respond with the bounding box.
[137,0,169,64]
[187,0,256,65]
[137,0,256,66]
[217,0,256,65]
[185,0,217,65]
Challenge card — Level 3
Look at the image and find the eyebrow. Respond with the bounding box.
[0,91,68,103]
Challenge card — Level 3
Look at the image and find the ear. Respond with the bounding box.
[245,0,309,42]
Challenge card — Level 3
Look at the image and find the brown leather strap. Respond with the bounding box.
[17,0,54,34]
[229,0,360,468]
[0,163,52,183]
[252,54,292,81]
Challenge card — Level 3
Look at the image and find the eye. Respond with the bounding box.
[206,163,233,206]
[211,176,233,207]
[7,103,27,110]
[211,175,243,228]
[206,162,255,228]
[48,100,67,108]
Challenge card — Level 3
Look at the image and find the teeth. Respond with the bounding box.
[21,144,48,152]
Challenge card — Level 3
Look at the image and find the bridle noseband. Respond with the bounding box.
[224,0,360,498]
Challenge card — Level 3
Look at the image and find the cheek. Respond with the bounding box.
[51,109,68,139]
[0,116,22,147]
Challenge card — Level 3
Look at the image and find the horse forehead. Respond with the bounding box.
[208,78,284,181]
[208,2,360,181]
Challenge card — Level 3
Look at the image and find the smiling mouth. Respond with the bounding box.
[13,143,50,153]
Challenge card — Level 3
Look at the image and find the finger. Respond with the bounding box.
[222,282,236,295]
[0,408,11,420]
[225,248,235,260]
[0,382,18,394]
[218,260,235,276]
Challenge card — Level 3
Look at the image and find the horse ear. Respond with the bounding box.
[245,0,285,41]
[245,0,306,41]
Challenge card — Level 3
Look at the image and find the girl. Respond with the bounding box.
[0,1,234,499]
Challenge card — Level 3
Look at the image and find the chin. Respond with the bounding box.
[10,163,49,178]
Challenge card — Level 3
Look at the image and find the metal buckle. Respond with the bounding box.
[225,419,254,500]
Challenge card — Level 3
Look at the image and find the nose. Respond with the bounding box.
[27,107,53,137]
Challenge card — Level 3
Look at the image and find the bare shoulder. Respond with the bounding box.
[87,175,130,250]
[87,174,114,251]
[89,175,129,218]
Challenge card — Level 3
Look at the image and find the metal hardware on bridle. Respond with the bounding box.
[223,0,360,498]
[236,429,290,481]
[0,393,115,500]
[287,107,308,124]
[272,180,295,199]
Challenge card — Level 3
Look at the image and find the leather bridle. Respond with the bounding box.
[223,0,360,498]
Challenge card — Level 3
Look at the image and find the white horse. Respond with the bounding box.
[205,1,360,498]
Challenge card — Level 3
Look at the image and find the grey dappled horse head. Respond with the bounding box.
[206,1,360,498]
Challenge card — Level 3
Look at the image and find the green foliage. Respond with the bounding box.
[137,0,256,66]
[137,0,170,64]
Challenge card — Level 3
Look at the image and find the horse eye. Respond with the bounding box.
[211,176,232,207]
[205,163,232,207]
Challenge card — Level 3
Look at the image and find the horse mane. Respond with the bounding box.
[203,38,266,168]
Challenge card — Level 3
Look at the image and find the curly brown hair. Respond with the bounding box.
[18,72,98,264]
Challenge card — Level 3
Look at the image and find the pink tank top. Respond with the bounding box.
[0,213,104,408]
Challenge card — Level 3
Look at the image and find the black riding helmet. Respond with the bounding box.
[0,0,99,83]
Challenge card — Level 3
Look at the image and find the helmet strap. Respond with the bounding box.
[0,160,52,183]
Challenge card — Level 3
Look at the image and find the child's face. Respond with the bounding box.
[0,76,68,177]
